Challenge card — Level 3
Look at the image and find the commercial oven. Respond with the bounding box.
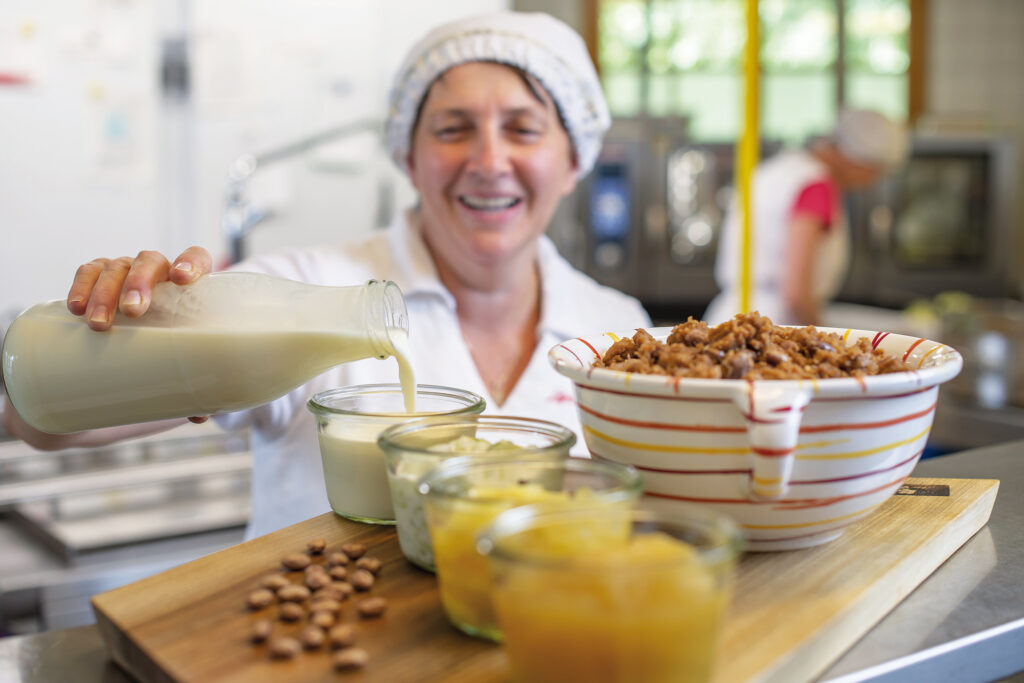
[548,117,782,322]
[839,134,1019,308]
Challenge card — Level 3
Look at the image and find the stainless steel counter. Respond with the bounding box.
[0,423,251,634]
[1,439,1024,683]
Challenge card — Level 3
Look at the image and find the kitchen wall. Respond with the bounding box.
[2,0,1022,323]
[0,0,505,324]
[925,0,1024,297]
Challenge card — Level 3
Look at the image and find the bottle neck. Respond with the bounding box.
[365,280,409,359]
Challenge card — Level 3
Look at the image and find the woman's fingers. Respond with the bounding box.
[66,246,212,330]
[169,246,214,285]
[119,250,172,318]
[68,259,107,316]
[84,257,134,330]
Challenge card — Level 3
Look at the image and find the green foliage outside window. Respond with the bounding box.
[598,0,908,143]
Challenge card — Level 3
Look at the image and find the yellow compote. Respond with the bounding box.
[491,531,731,683]
[425,484,600,640]
[420,456,643,641]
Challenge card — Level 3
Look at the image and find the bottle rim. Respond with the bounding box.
[306,383,485,417]
[366,280,409,359]
[377,415,577,457]
[418,454,643,505]
[477,501,744,570]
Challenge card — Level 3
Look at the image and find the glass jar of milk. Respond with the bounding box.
[307,385,486,525]
[1,272,409,434]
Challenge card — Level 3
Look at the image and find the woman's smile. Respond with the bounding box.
[407,61,578,270]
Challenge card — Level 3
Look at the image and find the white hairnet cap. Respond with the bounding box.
[384,11,611,180]
[833,108,909,171]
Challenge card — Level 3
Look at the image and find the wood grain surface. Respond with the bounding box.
[91,477,998,683]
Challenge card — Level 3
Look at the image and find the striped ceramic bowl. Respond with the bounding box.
[549,327,963,551]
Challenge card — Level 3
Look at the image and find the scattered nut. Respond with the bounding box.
[313,583,350,603]
[357,597,388,619]
[332,647,369,671]
[305,572,332,590]
[281,553,312,571]
[300,624,326,650]
[268,637,301,660]
[249,542,385,671]
[310,598,342,615]
[279,602,305,622]
[328,582,354,601]
[246,588,275,610]
[355,557,382,575]
[328,623,357,649]
[261,574,290,591]
[277,584,311,602]
[250,619,273,644]
[310,610,336,629]
[350,569,375,591]
[341,543,367,560]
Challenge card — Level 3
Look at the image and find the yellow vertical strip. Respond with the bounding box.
[737,0,760,314]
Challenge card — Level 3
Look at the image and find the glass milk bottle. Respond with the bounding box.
[1,272,409,434]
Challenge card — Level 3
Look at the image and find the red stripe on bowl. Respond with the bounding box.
[578,403,746,433]
[576,337,601,359]
[799,401,936,433]
[751,446,795,457]
[574,383,732,403]
[902,338,926,362]
[556,344,584,368]
[774,473,909,511]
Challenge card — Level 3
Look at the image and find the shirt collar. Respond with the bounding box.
[536,234,590,342]
[386,209,455,307]
[387,210,583,340]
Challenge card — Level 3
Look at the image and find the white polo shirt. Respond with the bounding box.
[217,210,650,538]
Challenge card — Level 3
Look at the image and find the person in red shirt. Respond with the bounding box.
[706,109,908,326]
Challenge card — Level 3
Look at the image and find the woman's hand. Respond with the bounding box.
[69,246,213,331]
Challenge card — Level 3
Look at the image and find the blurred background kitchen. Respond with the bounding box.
[0,0,1022,636]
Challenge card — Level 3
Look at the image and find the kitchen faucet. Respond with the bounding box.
[222,119,383,264]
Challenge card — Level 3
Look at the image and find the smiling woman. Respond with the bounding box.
[2,11,652,540]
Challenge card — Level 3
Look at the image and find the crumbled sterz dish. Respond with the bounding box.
[596,312,910,380]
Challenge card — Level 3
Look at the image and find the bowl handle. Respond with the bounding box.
[729,382,813,500]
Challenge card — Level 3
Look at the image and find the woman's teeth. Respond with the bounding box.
[460,196,520,211]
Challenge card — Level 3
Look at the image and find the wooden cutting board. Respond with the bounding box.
[91,477,998,683]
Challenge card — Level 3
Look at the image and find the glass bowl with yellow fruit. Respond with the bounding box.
[477,501,743,683]
[377,415,577,571]
[418,455,642,640]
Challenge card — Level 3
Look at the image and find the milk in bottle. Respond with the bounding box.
[1,273,409,434]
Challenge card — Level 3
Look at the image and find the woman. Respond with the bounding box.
[705,108,908,326]
[2,12,650,538]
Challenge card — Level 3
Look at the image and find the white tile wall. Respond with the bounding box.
[928,0,1024,131]
[927,0,1024,295]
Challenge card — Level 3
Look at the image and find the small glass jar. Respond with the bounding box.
[478,502,743,683]
[377,415,576,571]
[419,455,642,641]
[307,384,485,525]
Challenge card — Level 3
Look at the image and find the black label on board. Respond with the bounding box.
[895,483,951,497]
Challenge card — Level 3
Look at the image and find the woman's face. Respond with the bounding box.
[407,62,578,272]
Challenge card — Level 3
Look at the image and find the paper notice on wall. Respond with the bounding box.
[0,19,43,87]
[85,83,155,186]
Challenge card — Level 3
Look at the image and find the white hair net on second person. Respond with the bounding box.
[833,108,909,171]
[384,11,611,180]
